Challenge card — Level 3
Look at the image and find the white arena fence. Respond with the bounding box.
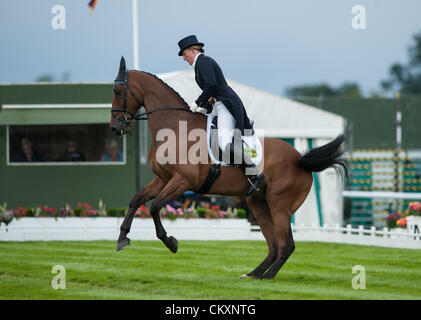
[287,224,420,249]
[1,218,420,249]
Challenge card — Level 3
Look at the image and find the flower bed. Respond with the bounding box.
[0,199,249,223]
[0,199,252,242]
[384,201,421,238]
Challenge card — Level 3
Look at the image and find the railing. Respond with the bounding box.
[1,218,420,249]
[343,190,421,200]
[286,224,421,249]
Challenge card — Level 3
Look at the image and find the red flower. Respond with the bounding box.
[13,207,27,216]
[397,217,407,227]
[83,203,91,209]
[409,202,421,212]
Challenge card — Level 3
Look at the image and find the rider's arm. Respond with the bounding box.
[195,58,218,108]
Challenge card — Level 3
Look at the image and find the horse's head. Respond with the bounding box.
[110,56,144,136]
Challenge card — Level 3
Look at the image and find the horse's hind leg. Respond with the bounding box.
[117,177,164,251]
[244,193,278,279]
[261,204,295,279]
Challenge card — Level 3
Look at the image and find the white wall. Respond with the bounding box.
[292,138,344,227]
[316,138,344,227]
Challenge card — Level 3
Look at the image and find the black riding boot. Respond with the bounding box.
[226,142,265,197]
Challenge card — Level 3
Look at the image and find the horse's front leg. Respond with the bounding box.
[149,175,190,253]
[116,176,164,251]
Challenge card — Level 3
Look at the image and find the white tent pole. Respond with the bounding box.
[132,0,147,166]
[132,0,139,70]
[132,0,144,190]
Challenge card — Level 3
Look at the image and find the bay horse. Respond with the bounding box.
[110,57,347,279]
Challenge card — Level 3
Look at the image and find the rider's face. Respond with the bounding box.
[182,48,198,65]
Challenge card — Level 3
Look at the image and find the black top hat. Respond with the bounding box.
[178,35,204,56]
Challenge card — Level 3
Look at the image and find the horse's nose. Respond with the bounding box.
[110,123,122,136]
[110,122,131,136]
[111,126,120,136]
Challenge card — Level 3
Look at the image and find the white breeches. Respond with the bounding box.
[211,101,236,151]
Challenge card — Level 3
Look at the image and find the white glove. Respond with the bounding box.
[189,103,198,112]
[189,103,207,114]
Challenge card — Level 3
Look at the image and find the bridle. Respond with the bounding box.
[111,70,191,126]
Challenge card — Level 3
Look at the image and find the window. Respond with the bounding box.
[8,124,125,165]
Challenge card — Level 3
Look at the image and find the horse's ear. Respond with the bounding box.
[119,56,126,72]
[115,56,127,81]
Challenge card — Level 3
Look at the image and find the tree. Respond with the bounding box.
[335,82,361,97]
[381,30,421,94]
[285,82,361,98]
[34,72,71,82]
[35,74,55,82]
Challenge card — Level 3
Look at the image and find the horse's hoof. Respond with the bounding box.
[116,237,130,252]
[167,236,178,253]
[245,273,264,280]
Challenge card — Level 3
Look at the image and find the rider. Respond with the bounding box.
[178,35,265,196]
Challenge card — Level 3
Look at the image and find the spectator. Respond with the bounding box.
[102,139,123,162]
[12,137,44,162]
[57,139,86,162]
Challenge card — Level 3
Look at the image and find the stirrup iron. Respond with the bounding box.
[247,177,260,192]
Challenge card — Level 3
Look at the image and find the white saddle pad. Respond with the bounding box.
[206,113,263,167]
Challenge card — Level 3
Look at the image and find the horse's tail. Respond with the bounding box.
[298,134,349,183]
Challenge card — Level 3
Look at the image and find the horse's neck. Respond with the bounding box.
[139,72,206,137]
[140,71,188,109]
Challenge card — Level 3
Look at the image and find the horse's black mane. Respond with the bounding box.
[141,71,190,109]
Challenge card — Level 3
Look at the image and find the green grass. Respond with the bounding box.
[0,240,420,300]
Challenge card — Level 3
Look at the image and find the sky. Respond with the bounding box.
[0,0,421,97]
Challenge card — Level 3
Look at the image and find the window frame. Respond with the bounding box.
[3,104,127,166]
[6,125,127,166]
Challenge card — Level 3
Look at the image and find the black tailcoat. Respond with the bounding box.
[194,54,252,134]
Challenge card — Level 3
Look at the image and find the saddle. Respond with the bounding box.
[196,114,262,194]
[206,113,263,167]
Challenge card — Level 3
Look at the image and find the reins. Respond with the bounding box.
[131,106,192,121]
